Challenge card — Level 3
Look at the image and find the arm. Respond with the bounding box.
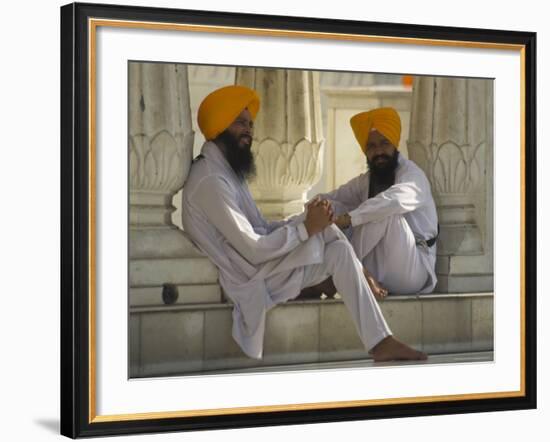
[247,194,306,235]
[348,171,431,226]
[261,215,299,234]
[262,211,308,233]
[310,175,365,213]
[192,175,310,266]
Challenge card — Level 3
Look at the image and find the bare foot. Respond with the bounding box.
[370,336,428,362]
[363,268,388,301]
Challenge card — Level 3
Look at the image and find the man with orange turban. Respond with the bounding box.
[311,107,438,299]
[182,86,426,362]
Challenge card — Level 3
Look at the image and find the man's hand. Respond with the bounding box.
[304,197,334,236]
[335,213,352,230]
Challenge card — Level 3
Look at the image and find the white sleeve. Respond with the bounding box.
[246,192,306,234]
[310,175,364,213]
[263,211,308,233]
[191,175,309,265]
[348,171,430,226]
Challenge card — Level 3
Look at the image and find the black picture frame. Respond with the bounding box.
[60,1,537,438]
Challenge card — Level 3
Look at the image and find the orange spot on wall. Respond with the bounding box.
[402,75,414,88]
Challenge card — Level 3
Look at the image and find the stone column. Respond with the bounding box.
[129,62,220,306]
[408,77,493,292]
[236,68,325,220]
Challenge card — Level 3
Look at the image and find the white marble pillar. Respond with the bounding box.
[408,77,493,292]
[236,68,325,220]
[129,62,220,306]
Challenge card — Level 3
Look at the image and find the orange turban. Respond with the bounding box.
[197,85,260,140]
[350,107,401,154]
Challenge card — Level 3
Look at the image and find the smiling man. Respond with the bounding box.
[182,86,426,362]
[313,107,439,300]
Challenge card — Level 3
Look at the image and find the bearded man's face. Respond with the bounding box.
[365,130,399,179]
[217,108,256,180]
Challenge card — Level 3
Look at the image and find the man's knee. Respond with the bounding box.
[370,214,405,227]
[352,214,408,237]
[386,214,408,228]
[322,223,348,243]
[325,238,355,265]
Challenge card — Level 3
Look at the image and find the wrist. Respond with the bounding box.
[340,213,351,228]
[304,220,315,237]
[297,222,309,241]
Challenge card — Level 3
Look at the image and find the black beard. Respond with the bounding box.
[367,150,399,182]
[217,130,256,181]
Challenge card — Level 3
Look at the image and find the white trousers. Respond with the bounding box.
[350,215,429,294]
[298,225,391,351]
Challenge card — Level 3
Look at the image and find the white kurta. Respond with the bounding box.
[316,154,439,294]
[182,141,390,359]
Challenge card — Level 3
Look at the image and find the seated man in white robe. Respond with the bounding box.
[310,107,438,300]
[182,85,426,362]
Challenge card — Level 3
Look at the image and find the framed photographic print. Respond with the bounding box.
[60,1,536,438]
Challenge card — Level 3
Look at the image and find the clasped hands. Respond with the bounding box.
[304,197,351,237]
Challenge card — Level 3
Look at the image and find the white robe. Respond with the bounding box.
[182,141,390,359]
[315,154,439,294]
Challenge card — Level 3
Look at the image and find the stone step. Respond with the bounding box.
[435,274,493,293]
[129,257,218,286]
[130,284,222,306]
[129,292,493,378]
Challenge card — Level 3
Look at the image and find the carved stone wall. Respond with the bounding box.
[129,62,220,306]
[236,67,325,219]
[408,77,493,292]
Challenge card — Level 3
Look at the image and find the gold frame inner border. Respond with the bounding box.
[87,17,527,423]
